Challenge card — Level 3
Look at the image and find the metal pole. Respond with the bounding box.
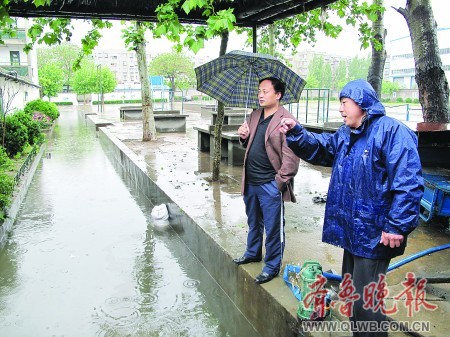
[97,65,100,113]
[252,25,257,53]
[306,89,309,124]
[99,64,103,113]
[326,89,330,122]
[317,89,320,123]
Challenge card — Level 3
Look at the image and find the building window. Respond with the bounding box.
[10,51,20,66]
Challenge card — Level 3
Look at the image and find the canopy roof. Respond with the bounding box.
[9,0,337,27]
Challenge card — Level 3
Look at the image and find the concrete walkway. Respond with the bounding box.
[86,103,449,337]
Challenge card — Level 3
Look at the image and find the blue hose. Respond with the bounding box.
[323,243,450,282]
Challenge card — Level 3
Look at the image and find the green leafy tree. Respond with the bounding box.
[347,55,371,81]
[148,52,195,100]
[334,59,348,91]
[96,65,117,108]
[394,0,449,122]
[25,18,112,70]
[306,55,324,88]
[70,60,116,105]
[381,80,400,97]
[122,21,157,141]
[70,60,98,103]
[367,0,387,97]
[94,65,117,95]
[37,42,81,90]
[38,62,64,100]
[241,1,383,55]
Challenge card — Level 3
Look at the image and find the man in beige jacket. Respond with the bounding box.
[233,77,300,284]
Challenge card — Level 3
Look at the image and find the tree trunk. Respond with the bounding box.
[212,31,229,181]
[268,24,275,56]
[135,22,157,141]
[367,0,387,98]
[395,0,449,122]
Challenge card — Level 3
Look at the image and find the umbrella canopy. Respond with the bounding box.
[195,50,306,110]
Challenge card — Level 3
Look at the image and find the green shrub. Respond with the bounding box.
[0,173,14,220]
[32,112,52,130]
[405,98,412,103]
[13,111,44,146]
[0,147,13,172]
[0,114,28,157]
[396,97,404,103]
[413,98,419,104]
[24,99,60,121]
[54,101,73,105]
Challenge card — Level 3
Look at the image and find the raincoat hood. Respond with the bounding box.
[339,79,385,117]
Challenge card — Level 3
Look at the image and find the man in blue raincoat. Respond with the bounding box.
[279,79,424,336]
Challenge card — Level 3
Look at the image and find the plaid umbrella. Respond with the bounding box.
[195,50,306,112]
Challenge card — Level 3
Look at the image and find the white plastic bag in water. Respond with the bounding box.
[151,204,169,221]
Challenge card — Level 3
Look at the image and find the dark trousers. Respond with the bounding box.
[342,250,390,337]
[243,181,284,275]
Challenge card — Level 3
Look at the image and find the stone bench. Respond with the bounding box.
[193,124,244,166]
[200,105,249,119]
[119,106,181,119]
[119,106,187,133]
[211,111,246,125]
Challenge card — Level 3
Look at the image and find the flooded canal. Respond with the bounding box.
[0,107,260,337]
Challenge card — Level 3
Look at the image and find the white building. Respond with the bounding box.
[388,27,450,90]
[0,17,40,112]
[92,49,152,88]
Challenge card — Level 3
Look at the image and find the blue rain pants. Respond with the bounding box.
[243,180,284,275]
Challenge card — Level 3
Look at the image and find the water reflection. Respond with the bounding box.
[0,106,259,337]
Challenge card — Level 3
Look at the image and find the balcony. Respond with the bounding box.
[0,29,27,42]
[0,65,29,77]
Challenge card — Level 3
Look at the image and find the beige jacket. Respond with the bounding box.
[240,106,300,202]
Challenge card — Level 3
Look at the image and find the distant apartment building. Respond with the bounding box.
[388,27,450,90]
[290,50,346,81]
[0,17,40,111]
[92,49,153,88]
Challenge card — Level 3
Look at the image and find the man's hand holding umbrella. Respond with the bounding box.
[238,121,250,140]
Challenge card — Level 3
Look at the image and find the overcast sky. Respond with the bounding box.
[70,0,447,58]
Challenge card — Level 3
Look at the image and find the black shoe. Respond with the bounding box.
[255,272,276,284]
[233,255,262,265]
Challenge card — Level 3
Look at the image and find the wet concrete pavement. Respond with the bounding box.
[88,102,449,337]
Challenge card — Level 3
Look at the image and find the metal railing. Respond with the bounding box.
[385,104,424,123]
[286,88,331,124]
[13,145,38,186]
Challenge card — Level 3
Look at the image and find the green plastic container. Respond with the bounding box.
[297,260,323,320]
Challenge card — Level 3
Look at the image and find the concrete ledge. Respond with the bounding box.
[86,114,114,130]
[97,127,302,337]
